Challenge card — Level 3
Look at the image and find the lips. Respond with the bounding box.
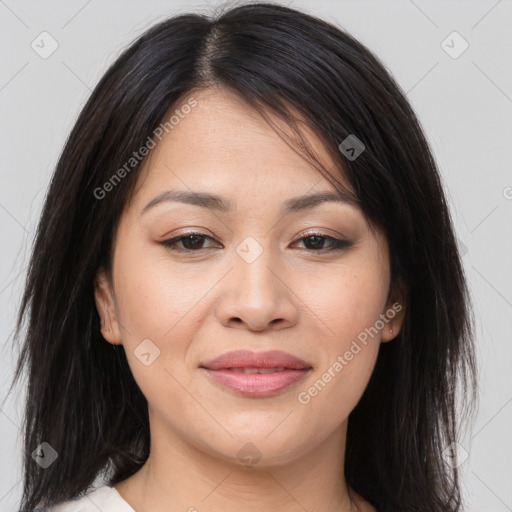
[228,367,288,373]
[200,350,312,371]
[199,350,313,397]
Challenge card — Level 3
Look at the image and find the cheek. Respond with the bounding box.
[110,239,215,392]
[296,258,387,416]
[112,238,203,338]
[296,335,380,424]
[110,246,203,413]
[316,263,389,344]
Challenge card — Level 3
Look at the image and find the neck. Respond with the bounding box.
[114,412,366,512]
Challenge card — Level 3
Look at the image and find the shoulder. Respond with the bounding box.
[48,486,135,512]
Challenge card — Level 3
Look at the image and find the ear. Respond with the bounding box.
[380,277,407,343]
[94,267,123,345]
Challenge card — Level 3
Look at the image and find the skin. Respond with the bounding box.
[95,86,406,512]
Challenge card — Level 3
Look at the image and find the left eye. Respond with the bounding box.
[294,233,351,251]
[159,232,351,252]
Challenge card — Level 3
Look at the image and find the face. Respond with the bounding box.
[95,86,405,468]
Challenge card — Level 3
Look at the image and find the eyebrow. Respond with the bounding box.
[140,189,359,216]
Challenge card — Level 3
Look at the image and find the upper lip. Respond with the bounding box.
[200,350,312,370]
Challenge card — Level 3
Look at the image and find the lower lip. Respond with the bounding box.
[201,368,311,397]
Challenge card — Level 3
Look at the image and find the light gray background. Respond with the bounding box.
[1,0,511,510]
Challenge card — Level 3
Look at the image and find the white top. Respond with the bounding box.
[50,485,135,512]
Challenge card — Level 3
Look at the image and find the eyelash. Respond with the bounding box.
[159,231,352,253]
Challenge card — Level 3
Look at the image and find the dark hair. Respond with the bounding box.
[8,2,478,511]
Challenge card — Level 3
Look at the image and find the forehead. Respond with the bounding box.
[129,86,355,209]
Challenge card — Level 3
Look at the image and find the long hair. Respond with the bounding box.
[8,2,478,510]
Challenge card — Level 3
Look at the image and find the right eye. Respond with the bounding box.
[159,232,221,252]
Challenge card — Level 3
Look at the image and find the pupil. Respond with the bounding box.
[183,235,203,249]
[307,236,323,249]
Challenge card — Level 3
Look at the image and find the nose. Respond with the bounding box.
[215,245,299,332]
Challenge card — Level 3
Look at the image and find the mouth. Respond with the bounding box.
[199,350,313,397]
[220,367,292,373]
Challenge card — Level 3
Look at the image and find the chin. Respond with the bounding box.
[197,427,314,468]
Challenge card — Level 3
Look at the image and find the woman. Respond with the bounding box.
[9,2,478,511]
